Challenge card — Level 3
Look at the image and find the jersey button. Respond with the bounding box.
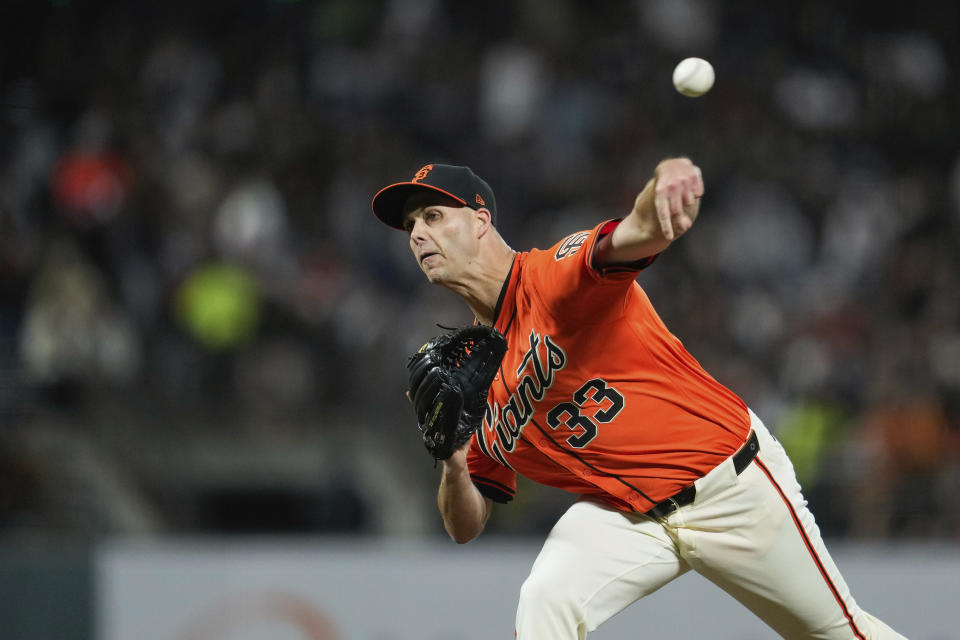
[538,438,548,447]
[583,468,592,477]
[629,492,639,501]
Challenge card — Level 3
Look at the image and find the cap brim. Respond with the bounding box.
[371,182,468,229]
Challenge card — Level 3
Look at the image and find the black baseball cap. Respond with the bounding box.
[372,163,497,230]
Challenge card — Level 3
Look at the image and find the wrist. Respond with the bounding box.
[442,459,468,479]
[441,450,470,479]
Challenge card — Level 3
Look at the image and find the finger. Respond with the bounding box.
[669,187,685,219]
[655,193,674,240]
[686,193,702,217]
[692,166,704,197]
[683,189,697,208]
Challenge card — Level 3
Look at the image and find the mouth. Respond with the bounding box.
[420,251,438,264]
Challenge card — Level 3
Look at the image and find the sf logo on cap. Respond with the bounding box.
[413,164,434,182]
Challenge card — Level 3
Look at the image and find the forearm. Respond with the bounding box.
[599,179,669,264]
[438,457,492,543]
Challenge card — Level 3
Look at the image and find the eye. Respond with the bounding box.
[425,209,441,222]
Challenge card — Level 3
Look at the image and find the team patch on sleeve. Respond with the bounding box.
[554,232,589,260]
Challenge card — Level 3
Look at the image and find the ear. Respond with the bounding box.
[474,207,492,237]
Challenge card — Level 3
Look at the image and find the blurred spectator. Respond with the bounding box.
[18,239,139,389]
[50,109,131,227]
[850,395,952,538]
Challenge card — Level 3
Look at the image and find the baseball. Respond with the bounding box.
[672,57,715,97]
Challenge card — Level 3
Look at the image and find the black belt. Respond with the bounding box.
[644,430,759,520]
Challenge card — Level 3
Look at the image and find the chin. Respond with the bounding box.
[421,267,442,284]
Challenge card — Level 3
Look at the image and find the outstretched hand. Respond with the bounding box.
[644,157,704,241]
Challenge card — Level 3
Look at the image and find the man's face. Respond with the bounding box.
[402,192,479,285]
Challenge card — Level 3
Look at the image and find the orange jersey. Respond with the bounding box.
[468,220,752,513]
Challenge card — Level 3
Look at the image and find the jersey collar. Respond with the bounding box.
[490,252,519,331]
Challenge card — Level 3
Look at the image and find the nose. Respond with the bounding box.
[408,217,427,243]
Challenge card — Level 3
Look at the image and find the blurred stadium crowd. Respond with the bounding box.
[1,0,959,540]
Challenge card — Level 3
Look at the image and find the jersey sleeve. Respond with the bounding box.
[526,219,658,322]
[467,433,516,503]
[591,219,659,275]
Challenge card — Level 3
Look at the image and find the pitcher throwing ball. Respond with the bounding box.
[372,160,906,639]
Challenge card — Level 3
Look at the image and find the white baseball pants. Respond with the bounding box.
[515,411,906,639]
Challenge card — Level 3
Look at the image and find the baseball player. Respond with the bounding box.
[372,160,906,639]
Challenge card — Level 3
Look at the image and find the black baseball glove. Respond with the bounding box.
[407,324,508,460]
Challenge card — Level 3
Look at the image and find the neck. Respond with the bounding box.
[447,241,515,326]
